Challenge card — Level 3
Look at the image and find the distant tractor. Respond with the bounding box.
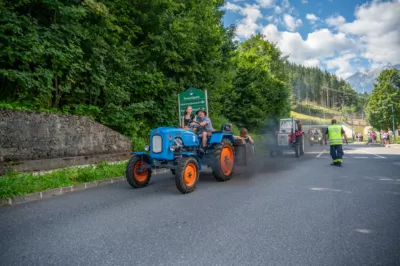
[308,127,323,146]
[270,118,305,158]
[125,123,253,194]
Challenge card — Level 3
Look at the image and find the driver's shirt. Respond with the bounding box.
[196,116,213,132]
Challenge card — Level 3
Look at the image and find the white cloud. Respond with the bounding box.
[338,0,400,64]
[262,24,355,66]
[326,15,346,27]
[283,14,302,31]
[225,0,400,77]
[325,53,357,78]
[304,59,320,67]
[224,3,263,38]
[301,0,308,3]
[306,13,319,22]
[256,0,274,8]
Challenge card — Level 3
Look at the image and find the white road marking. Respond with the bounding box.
[356,229,372,234]
[379,178,393,181]
[352,148,386,159]
[316,149,327,158]
[354,156,368,159]
[310,187,351,193]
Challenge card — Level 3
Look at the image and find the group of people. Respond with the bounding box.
[364,129,393,147]
[181,106,254,153]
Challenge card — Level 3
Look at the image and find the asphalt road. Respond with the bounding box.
[1,143,399,266]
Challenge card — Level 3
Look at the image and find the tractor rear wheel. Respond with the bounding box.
[126,156,152,188]
[175,157,199,194]
[212,138,235,182]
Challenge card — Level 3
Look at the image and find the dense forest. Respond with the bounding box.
[0,0,362,148]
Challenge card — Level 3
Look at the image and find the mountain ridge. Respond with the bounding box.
[345,64,400,94]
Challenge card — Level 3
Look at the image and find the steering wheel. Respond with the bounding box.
[189,120,201,131]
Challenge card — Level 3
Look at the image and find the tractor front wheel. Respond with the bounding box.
[126,156,152,188]
[212,138,235,182]
[175,157,199,194]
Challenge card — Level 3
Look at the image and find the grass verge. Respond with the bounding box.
[290,111,331,125]
[0,161,127,199]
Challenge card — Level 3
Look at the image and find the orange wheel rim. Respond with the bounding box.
[183,163,197,187]
[133,161,148,182]
[220,145,234,175]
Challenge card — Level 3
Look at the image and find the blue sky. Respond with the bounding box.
[222,0,400,79]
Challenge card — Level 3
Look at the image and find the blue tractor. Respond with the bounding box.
[125,123,252,194]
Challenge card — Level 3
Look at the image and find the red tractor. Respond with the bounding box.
[270,118,305,158]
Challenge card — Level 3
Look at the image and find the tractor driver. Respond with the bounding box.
[192,108,213,153]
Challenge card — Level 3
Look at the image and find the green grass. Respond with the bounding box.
[290,111,331,125]
[0,161,127,199]
[293,101,340,119]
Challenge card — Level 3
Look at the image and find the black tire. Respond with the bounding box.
[175,156,200,194]
[300,136,305,156]
[126,156,152,188]
[212,138,235,182]
[270,151,276,157]
[170,169,176,175]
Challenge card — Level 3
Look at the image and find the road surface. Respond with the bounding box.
[1,144,399,266]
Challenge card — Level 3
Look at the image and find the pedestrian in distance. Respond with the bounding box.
[324,119,348,167]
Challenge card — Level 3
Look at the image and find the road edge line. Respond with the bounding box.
[0,169,167,207]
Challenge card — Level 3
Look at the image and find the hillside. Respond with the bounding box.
[285,62,360,112]
[346,64,400,94]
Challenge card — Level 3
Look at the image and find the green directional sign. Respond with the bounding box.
[178,88,208,126]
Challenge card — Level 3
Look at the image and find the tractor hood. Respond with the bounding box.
[151,127,189,137]
[150,127,199,147]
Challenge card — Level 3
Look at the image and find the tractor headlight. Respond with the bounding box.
[318,138,321,141]
[170,145,176,151]
[145,145,150,151]
[311,137,314,140]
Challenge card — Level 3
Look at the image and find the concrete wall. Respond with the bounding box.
[0,110,132,173]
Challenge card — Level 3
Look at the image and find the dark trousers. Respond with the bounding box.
[330,145,343,164]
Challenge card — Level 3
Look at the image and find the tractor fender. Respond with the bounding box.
[209,133,235,145]
[131,152,154,164]
[179,152,203,170]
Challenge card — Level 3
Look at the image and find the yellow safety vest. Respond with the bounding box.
[328,125,343,145]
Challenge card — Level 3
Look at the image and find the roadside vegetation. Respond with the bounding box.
[365,69,400,131]
[0,1,371,198]
[0,0,363,148]
[0,161,127,199]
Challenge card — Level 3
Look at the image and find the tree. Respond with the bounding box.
[366,69,400,130]
[224,34,290,132]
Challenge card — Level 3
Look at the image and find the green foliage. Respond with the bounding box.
[224,34,291,132]
[286,62,361,110]
[0,161,127,199]
[366,69,400,130]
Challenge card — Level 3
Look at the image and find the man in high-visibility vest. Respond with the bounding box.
[324,119,348,167]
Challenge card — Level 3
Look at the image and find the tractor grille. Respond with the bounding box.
[278,134,289,146]
[152,135,162,153]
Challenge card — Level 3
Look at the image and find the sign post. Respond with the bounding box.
[178,88,208,127]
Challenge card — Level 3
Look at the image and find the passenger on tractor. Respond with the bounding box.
[234,128,254,145]
[181,105,195,130]
[193,108,213,152]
